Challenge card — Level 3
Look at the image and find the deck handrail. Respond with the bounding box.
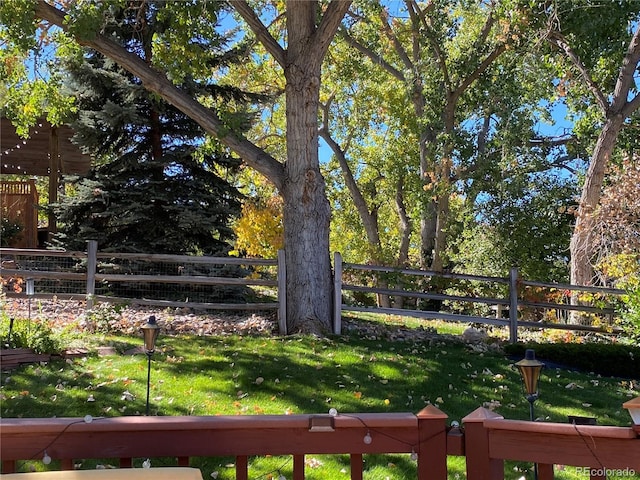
[2,406,639,480]
[0,406,450,480]
[462,407,640,480]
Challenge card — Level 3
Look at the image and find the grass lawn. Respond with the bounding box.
[1,314,639,479]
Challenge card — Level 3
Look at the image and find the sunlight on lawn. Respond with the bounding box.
[1,311,638,479]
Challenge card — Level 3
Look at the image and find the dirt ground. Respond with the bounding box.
[0,296,479,348]
[1,297,277,337]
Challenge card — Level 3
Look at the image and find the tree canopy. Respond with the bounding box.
[1,0,351,334]
[51,1,246,255]
[2,0,640,333]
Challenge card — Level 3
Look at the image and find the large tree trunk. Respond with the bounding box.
[282,71,333,334]
[419,135,438,270]
[545,23,640,324]
[569,116,624,324]
[431,190,449,272]
[548,25,640,288]
[570,116,625,287]
[393,175,412,308]
[280,1,335,334]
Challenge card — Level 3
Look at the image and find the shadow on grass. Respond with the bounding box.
[2,326,638,479]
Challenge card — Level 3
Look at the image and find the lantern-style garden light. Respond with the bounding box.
[515,349,544,480]
[141,316,160,416]
[515,349,544,422]
[623,397,640,434]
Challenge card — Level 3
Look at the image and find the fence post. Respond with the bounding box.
[86,240,98,311]
[277,249,287,335]
[333,252,343,335]
[508,267,519,343]
[462,407,505,480]
[416,405,448,480]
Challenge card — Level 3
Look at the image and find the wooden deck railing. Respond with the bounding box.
[463,407,640,480]
[2,406,638,479]
[0,406,453,480]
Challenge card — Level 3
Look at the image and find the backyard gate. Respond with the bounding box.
[0,180,38,248]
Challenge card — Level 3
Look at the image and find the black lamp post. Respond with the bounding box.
[515,348,544,480]
[141,316,160,416]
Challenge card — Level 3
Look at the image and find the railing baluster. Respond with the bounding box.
[538,463,554,480]
[236,455,248,480]
[350,453,363,480]
[293,454,305,480]
[2,460,17,473]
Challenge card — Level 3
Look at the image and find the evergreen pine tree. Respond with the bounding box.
[52,2,256,302]
[53,2,251,256]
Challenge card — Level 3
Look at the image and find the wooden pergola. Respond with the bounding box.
[1,117,92,245]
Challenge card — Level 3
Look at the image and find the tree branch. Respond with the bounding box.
[406,0,450,91]
[529,134,576,148]
[313,0,353,61]
[35,0,285,188]
[319,92,353,152]
[622,92,640,118]
[453,43,506,103]
[232,0,286,67]
[379,6,413,72]
[339,29,405,80]
[318,110,380,248]
[612,22,640,113]
[546,31,610,113]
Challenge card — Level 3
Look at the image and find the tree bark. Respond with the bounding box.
[569,115,625,287]
[394,175,411,308]
[282,55,333,334]
[551,24,640,290]
[260,0,352,334]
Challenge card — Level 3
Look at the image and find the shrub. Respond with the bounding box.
[0,217,23,246]
[618,286,640,344]
[83,302,127,333]
[0,317,64,354]
[504,342,640,379]
[597,253,640,344]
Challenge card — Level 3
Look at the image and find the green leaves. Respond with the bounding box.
[150,2,230,83]
[63,1,113,41]
[0,0,38,50]
[0,0,78,134]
